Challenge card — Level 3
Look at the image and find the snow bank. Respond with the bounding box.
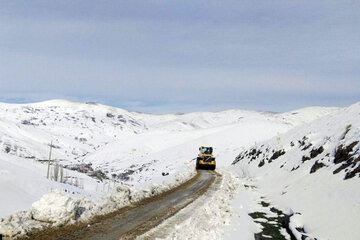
[31,189,86,225]
[0,166,196,238]
[223,177,264,240]
[0,211,40,237]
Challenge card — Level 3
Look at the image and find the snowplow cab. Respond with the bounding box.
[196,146,216,170]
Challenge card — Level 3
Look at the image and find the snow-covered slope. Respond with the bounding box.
[232,102,360,240]
[0,151,100,218]
[1,100,333,186]
[0,99,338,227]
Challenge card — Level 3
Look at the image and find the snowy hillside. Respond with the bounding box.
[232,102,360,240]
[0,99,338,231]
[0,100,335,187]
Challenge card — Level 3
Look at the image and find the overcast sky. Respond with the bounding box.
[0,1,359,113]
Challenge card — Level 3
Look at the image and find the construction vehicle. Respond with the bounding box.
[196,146,216,170]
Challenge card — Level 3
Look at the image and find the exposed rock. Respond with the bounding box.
[106,113,115,118]
[334,142,358,164]
[302,155,311,163]
[258,159,265,167]
[310,146,324,159]
[310,161,326,174]
[270,149,285,161]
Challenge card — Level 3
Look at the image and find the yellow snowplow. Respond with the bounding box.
[196,146,216,170]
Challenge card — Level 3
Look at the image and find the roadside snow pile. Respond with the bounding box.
[80,167,197,220]
[0,211,45,237]
[0,166,196,238]
[232,102,360,240]
[139,170,239,240]
[31,190,85,225]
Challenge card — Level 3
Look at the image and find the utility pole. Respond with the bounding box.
[46,141,53,179]
[60,166,64,183]
[54,161,59,181]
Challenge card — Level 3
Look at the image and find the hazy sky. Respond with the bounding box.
[0,1,359,113]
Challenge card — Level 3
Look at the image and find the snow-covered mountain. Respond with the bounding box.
[0,99,340,231]
[231,102,360,240]
[0,100,337,183]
